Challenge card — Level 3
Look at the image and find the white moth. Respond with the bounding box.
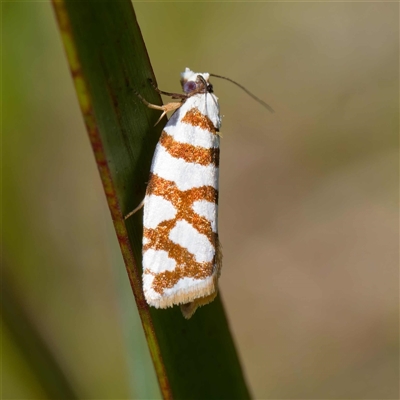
[126,68,272,318]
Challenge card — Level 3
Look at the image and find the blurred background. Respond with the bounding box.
[3,1,398,399]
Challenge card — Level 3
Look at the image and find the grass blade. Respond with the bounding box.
[52,1,251,398]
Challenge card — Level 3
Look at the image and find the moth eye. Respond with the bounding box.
[183,81,197,93]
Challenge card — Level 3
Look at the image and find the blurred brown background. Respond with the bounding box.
[3,1,398,399]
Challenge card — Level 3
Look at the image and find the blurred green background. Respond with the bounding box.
[3,1,398,399]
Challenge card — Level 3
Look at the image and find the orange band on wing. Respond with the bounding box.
[160,131,219,167]
[145,173,219,294]
[181,108,217,133]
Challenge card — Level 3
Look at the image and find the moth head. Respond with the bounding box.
[180,67,213,96]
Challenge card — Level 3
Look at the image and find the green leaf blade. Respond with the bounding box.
[53,1,251,398]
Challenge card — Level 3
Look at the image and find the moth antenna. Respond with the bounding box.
[210,92,219,110]
[209,73,274,113]
[197,74,220,120]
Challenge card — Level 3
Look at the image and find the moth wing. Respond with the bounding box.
[142,94,222,316]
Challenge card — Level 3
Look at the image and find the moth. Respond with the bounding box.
[126,68,272,318]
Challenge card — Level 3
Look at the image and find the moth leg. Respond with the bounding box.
[150,102,182,126]
[124,198,145,220]
[148,78,187,100]
[135,90,182,126]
